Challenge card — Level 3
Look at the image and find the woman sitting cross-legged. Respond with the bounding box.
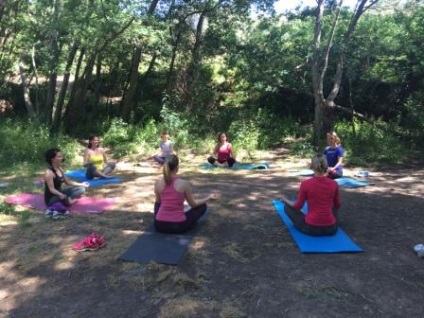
[83,135,116,179]
[154,154,218,234]
[44,148,90,219]
[324,131,345,179]
[207,132,236,167]
[280,154,341,236]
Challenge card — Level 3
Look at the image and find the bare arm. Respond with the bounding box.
[184,181,217,208]
[228,143,234,158]
[83,149,90,167]
[101,148,109,164]
[44,170,67,200]
[154,179,161,203]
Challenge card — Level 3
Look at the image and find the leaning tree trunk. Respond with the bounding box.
[51,42,78,133]
[18,53,37,119]
[120,0,159,122]
[65,53,96,132]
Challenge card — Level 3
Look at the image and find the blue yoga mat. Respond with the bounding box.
[335,177,370,188]
[200,162,270,170]
[272,200,363,253]
[65,169,122,187]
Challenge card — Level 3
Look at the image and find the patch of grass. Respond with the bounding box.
[158,298,208,318]
[219,301,248,318]
[297,280,349,301]
[172,272,200,290]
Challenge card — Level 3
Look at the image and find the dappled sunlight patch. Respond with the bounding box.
[0,214,18,226]
[158,297,211,318]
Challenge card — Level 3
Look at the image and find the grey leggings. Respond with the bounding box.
[85,162,116,179]
[284,204,338,236]
[47,186,86,206]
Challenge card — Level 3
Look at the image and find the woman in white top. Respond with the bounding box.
[153,131,176,165]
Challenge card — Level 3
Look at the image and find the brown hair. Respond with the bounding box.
[327,131,341,145]
[163,154,179,185]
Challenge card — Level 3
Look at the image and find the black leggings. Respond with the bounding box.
[153,202,208,234]
[284,204,338,236]
[207,156,236,167]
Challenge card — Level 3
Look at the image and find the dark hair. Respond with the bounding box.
[163,154,179,185]
[88,135,99,149]
[45,148,61,166]
[217,132,227,143]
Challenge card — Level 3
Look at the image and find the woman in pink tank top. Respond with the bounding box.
[154,154,218,233]
[207,132,236,167]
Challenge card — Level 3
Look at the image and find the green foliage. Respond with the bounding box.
[290,139,315,158]
[102,118,159,157]
[160,100,190,147]
[0,118,80,169]
[228,108,302,153]
[334,119,404,164]
[0,201,15,216]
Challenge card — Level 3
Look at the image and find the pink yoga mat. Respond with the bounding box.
[4,193,118,214]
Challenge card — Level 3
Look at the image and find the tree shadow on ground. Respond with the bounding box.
[1,160,424,318]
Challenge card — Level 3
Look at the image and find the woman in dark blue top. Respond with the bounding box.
[324,132,345,179]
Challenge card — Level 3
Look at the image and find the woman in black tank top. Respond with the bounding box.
[44,148,90,208]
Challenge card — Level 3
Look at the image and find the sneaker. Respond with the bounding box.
[44,209,54,218]
[52,210,70,220]
[89,232,106,248]
[72,233,106,252]
[72,236,100,252]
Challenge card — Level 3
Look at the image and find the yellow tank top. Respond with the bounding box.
[88,153,104,170]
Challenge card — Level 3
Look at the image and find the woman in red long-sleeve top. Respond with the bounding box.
[281,153,341,236]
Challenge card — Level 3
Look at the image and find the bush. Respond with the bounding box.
[334,119,404,164]
[0,118,80,169]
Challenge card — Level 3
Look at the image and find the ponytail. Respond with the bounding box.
[163,154,179,185]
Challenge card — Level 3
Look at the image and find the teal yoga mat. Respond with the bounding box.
[65,169,122,187]
[272,200,363,253]
[335,177,370,188]
[200,162,270,170]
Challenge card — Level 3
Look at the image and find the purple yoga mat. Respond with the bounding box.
[5,193,118,213]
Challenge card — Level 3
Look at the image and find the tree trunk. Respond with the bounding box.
[310,0,379,146]
[52,42,78,133]
[120,0,159,122]
[44,0,61,125]
[63,48,85,130]
[120,46,142,121]
[93,54,102,118]
[18,53,37,119]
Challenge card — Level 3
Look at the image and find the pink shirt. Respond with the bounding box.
[217,143,231,162]
[292,177,341,226]
[155,177,186,222]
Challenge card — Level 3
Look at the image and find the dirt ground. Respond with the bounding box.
[0,148,423,318]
